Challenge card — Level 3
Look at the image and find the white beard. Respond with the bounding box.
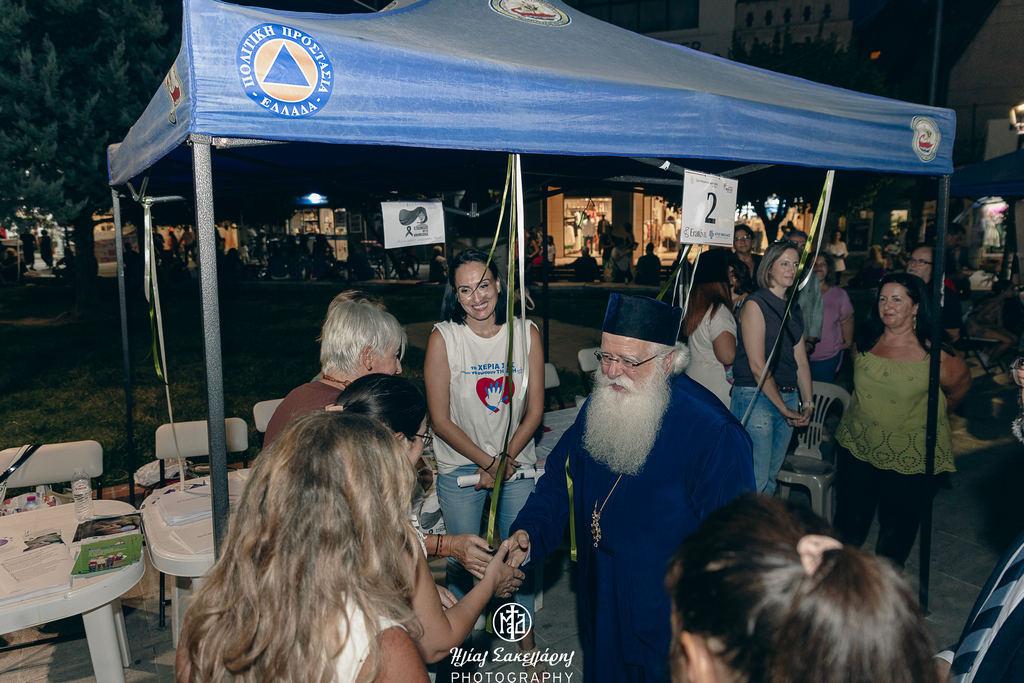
[582,369,672,476]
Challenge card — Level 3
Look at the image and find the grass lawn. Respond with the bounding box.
[0,279,605,486]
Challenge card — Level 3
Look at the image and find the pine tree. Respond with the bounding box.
[0,0,179,313]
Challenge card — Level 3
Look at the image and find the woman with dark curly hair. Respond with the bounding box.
[834,273,971,567]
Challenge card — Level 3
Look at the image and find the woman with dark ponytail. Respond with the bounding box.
[666,495,940,683]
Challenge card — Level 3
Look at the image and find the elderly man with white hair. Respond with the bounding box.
[263,293,407,445]
[508,294,755,683]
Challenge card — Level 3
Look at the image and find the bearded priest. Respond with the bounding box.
[508,294,755,683]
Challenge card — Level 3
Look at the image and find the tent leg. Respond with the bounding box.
[921,175,950,612]
[111,189,136,508]
[191,134,229,557]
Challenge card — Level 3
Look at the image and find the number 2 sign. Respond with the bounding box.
[679,171,738,247]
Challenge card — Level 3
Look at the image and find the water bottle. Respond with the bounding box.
[24,493,39,510]
[71,469,94,521]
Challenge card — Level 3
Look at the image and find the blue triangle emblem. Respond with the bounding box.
[263,45,310,87]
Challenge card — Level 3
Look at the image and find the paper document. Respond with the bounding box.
[0,529,73,605]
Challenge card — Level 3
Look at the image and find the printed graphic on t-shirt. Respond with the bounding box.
[477,376,515,413]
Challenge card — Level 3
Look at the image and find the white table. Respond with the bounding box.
[536,406,580,462]
[139,470,250,646]
[0,500,145,683]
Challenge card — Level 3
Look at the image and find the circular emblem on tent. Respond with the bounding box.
[490,0,570,26]
[911,116,940,162]
[236,24,333,118]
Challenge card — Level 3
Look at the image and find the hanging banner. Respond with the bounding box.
[380,199,445,248]
[679,171,738,246]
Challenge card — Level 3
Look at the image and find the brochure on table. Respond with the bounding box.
[0,513,145,605]
[0,528,73,605]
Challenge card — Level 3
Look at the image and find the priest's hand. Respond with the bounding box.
[485,540,525,599]
[506,529,531,569]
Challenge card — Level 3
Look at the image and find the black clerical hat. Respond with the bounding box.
[601,294,682,346]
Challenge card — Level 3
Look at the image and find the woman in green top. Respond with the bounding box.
[834,273,971,568]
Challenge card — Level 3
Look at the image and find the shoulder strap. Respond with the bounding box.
[0,444,43,487]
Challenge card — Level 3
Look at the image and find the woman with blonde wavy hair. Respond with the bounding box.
[175,412,428,683]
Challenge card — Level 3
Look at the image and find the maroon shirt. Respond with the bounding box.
[263,381,344,446]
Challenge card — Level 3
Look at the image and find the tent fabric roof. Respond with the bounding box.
[107,0,956,187]
[950,150,1024,197]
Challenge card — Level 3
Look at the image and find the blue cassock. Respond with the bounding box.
[511,374,754,683]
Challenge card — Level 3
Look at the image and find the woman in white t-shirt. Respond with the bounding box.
[425,249,544,658]
[682,249,736,408]
[825,230,849,273]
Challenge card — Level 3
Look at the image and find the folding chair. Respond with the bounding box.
[776,382,850,522]
[577,347,600,390]
[253,398,284,448]
[153,418,249,629]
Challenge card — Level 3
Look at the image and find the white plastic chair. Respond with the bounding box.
[544,362,564,411]
[253,398,284,446]
[0,440,103,489]
[152,418,249,631]
[776,382,850,522]
[577,346,600,393]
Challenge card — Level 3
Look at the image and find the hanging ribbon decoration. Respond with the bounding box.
[143,202,186,489]
[740,170,835,427]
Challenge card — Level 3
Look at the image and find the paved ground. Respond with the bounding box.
[3,261,1023,681]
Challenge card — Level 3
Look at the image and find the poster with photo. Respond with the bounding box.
[380,200,445,248]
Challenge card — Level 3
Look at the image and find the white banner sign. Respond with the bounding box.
[679,171,738,246]
[380,200,446,248]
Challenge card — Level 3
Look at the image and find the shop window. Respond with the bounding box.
[803,6,811,21]
[823,4,831,18]
[746,11,754,27]
[784,7,792,23]
[765,9,773,25]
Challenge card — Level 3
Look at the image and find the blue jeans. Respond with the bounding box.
[730,385,798,495]
[436,464,535,617]
[809,351,843,384]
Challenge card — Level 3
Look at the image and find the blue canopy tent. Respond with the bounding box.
[107,0,958,592]
[951,149,1024,198]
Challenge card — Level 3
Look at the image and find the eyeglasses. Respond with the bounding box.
[734,235,752,242]
[594,350,657,371]
[907,258,932,266]
[415,432,434,447]
[1012,357,1024,387]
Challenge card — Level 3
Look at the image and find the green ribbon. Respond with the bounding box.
[656,243,693,302]
[566,453,576,562]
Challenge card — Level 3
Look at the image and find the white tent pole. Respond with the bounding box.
[191,134,230,558]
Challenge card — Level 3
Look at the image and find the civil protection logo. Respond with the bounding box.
[490,0,570,26]
[163,65,183,125]
[237,24,333,118]
[492,602,532,642]
[911,116,940,162]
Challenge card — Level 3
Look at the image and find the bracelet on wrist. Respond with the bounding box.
[486,455,497,472]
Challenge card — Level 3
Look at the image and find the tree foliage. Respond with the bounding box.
[731,30,891,98]
[0,0,179,311]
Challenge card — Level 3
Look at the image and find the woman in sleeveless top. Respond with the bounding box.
[425,249,544,656]
[834,273,971,568]
[731,241,814,495]
[682,249,736,408]
[334,375,524,662]
[176,412,428,683]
